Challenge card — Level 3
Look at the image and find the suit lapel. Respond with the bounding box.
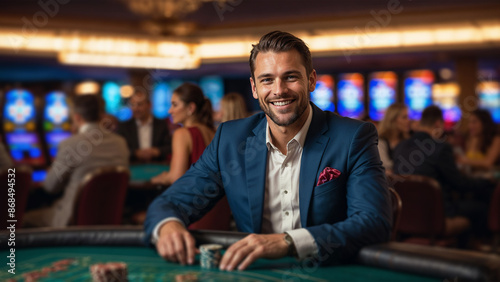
[130,120,139,150]
[299,104,330,227]
[245,118,268,233]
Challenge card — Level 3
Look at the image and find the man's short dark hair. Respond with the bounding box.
[132,89,151,104]
[73,94,102,122]
[249,31,313,79]
[420,105,443,127]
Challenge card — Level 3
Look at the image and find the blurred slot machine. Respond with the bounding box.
[311,75,335,112]
[404,70,434,120]
[152,82,173,120]
[368,71,397,121]
[200,76,224,112]
[477,81,500,123]
[337,73,365,119]
[102,81,132,122]
[2,89,46,167]
[432,83,461,130]
[43,91,72,160]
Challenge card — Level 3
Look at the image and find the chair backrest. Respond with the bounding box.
[74,166,130,225]
[489,183,500,233]
[388,187,402,241]
[188,196,232,231]
[389,174,446,238]
[0,166,32,229]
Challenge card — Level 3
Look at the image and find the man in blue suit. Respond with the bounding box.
[144,31,391,270]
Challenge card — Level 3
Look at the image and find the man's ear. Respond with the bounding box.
[250,77,258,99]
[308,69,317,92]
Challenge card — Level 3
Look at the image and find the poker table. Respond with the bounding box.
[2,227,499,281]
[129,163,170,189]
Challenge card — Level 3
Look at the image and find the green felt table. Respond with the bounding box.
[1,246,439,281]
[129,164,169,187]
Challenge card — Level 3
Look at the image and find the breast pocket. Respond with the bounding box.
[309,179,347,225]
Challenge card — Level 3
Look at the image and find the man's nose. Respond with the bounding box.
[273,79,288,95]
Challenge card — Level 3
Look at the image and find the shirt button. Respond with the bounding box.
[284,190,288,194]
[285,211,289,216]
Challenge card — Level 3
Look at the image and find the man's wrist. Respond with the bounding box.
[283,233,298,257]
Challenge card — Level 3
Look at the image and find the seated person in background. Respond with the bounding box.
[151,83,216,186]
[393,105,495,241]
[23,95,129,228]
[0,140,13,169]
[456,109,500,171]
[117,89,171,163]
[377,103,411,174]
[214,92,250,126]
[144,31,391,270]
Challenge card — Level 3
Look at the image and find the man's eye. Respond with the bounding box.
[261,78,272,83]
[287,75,298,80]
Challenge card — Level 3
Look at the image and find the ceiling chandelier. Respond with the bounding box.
[122,0,228,19]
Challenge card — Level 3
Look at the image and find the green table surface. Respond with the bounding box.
[1,246,439,281]
[129,164,170,184]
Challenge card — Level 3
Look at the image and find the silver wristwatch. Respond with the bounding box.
[283,233,298,257]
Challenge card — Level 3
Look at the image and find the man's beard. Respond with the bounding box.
[258,93,308,127]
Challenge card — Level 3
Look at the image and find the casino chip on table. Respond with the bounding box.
[199,244,223,269]
[90,262,128,282]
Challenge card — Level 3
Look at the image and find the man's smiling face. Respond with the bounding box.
[250,49,316,127]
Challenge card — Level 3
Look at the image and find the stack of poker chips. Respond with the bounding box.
[89,262,128,282]
[199,244,223,269]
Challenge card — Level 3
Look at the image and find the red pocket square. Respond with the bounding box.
[316,167,341,186]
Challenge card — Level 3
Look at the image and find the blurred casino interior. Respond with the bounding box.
[1,0,499,168]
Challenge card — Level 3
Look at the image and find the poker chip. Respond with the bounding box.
[90,262,128,282]
[199,244,223,269]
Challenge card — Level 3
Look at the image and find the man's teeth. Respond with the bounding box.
[273,100,292,106]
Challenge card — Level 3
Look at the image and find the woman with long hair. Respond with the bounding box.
[377,103,411,173]
[215,92,249,124]
[151,82,215,185]
[457,109,500,170]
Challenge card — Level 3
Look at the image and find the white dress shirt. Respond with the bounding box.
[262,104,317,259]
[136,117,153,149]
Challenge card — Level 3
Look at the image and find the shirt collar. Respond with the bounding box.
[136,116,153,127]
[266,104,313,151]
[79,123,97,134]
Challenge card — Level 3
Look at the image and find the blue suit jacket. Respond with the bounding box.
[144,103,392,265]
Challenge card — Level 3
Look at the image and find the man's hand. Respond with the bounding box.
[135,148,160,161]
[156,221,198,265]
[219,233,289,271]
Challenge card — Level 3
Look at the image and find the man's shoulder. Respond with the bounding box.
[320,110,375,136]
[219,112,266,132]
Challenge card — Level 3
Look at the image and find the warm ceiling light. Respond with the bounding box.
[58,52,200,70]
[120,85,135,98]
[121,0,227,19]
[75,81,100,95]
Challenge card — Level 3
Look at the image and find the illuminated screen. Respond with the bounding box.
[102,81,132,121]
[5,132,43,161]
[32,169,47,183]
[368,71,397,121]
[200,76,224,112]
[311,75,335,112]
[43,91,71,158]
[477,81,500,123]
[152,82,173,119]
[3,89,45,165]
[337,73,365,119]
[3,89,35,125]
[404,70,434,120]
[46,132,72,158]
[432,83,461,123]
